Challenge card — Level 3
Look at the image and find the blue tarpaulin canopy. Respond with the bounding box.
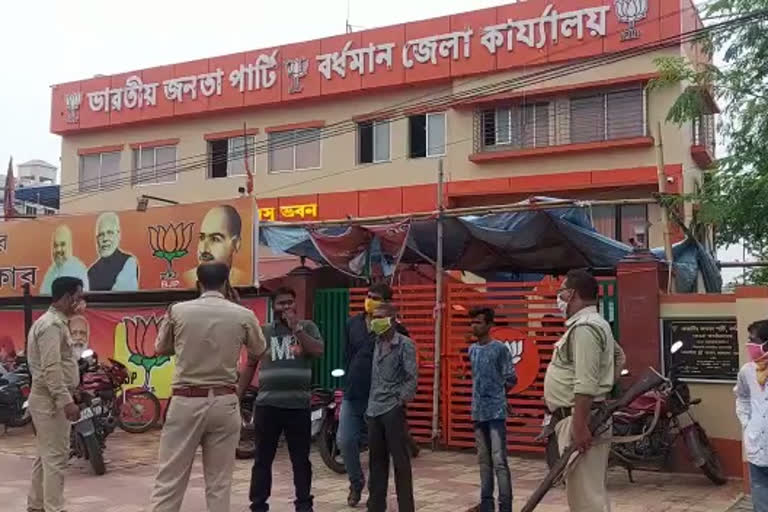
[260,198,722,292]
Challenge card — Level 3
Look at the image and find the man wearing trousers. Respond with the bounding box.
[366,303,418,512]
[148,263,266,512]
[27,277,84,512]
[338,282,412,506]
[239,286,325,512]
[466,307,516,512]
[544,269,625,512]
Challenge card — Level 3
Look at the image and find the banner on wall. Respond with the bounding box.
[0,297,268,398]
[0,197,257,297]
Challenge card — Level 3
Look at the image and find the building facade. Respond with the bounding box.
[50,0,714,250]
[1,159,59,217]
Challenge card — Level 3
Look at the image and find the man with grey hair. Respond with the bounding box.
[41,225,90,295]
[88,212,139,291]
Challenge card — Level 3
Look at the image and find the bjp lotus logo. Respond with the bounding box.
[124,316,170,389]
[148,223,194,280]
[615,0,649,41]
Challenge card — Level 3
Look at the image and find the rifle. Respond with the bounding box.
[521,368,666,512]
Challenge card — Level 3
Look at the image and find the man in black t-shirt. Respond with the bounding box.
[338,282,418,507]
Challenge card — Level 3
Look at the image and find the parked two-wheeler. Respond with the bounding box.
[0,356,31,429]
[544,341,727,485]
[79,353,160,434]
[69,349,115,475]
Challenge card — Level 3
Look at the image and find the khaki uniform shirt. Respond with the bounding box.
[155,291,267,388]
[544,306,625,411]
[27,308,79,411]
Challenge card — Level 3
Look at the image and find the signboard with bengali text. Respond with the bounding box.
[663,318,739,382]
[51,0,682,133]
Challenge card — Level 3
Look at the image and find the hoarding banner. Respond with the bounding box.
[0,297,268,399]
[0,197,256,297]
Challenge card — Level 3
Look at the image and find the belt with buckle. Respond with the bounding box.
[172,385,236,398]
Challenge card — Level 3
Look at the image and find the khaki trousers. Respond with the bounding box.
[27,399,71,512]
[555,416,612,512]
[148,393,240,512]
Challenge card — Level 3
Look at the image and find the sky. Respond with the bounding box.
[0,0,508,171]
[0,0,750,282]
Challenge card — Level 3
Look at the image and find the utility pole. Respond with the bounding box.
[655,121,675,293]
[431,158,444,449]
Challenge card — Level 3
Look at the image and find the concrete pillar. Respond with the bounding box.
[616,249,670,377]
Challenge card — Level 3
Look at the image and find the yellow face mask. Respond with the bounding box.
[364,298,382,314]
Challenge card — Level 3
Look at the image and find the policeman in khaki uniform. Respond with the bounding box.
[27,276,85,512]
[148,263,266,512]
[543,270,625,512]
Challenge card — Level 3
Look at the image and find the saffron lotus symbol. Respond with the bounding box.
[615,0,649,41]
[148,223,194,280]
[124,316,170,389]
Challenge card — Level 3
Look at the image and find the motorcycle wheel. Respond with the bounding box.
[7,408,31,428]
[694,425,727,485]
[318,416,346,474]
[83,435,106,476]
[118,390,161,434]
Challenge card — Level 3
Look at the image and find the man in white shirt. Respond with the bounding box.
[735,319,768,512]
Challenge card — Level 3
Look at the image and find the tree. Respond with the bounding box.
[650,1,768,283]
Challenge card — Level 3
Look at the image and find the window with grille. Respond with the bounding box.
[482,103,551,149]
[79,151,121,192]
[209,136,255,179]
[571,87,645,143]
[132,146,177,185]
[268,129,322,173]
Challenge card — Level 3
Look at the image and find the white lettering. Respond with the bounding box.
[270,336,295,361]
[480,4,612,54]
[403,29,473,69]
[229,50,279,92]
[316,42,397,80]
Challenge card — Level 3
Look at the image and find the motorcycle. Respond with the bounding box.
[544,341,727,485]
[70,349,116,475]
[234,385,337,461]
[0,356,31,429]
[316,369,420,475]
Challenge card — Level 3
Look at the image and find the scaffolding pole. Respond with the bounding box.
[431,158,444,450]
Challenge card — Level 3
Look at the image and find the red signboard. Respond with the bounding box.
[51,0,688,134]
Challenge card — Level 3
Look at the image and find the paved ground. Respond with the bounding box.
[0,425,744,512]
[727,496,753,511]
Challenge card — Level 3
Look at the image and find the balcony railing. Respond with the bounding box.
[692,114,716,156]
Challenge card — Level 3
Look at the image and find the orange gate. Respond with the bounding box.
[348,277,617,451]
[350,285,436,442]
[442,279,564,453]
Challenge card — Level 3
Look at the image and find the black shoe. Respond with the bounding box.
[347,487,362,507]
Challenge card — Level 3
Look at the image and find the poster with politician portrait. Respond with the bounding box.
[0,197,257,297]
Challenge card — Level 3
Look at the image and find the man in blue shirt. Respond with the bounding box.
[467,307,516,512]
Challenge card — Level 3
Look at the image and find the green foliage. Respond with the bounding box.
[651,1,768,283]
